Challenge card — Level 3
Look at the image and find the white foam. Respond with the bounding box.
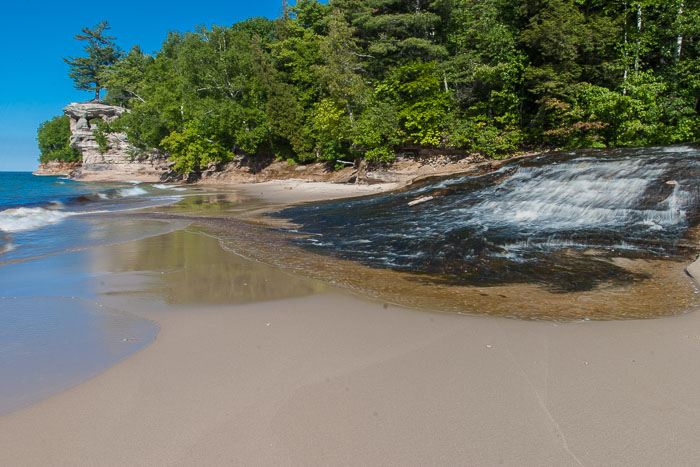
[152,184,184,190]
[660,145,695,153]
[0,207,74,233]
[123,180,142,185]
[458,158,694,233]
[116,186,148,197]
[643,220,664,231]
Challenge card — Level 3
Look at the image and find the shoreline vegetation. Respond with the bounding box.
[37,1,699,179]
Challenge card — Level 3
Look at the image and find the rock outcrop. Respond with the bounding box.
[197,149,491,186]
[63,102,173,182]
[33,160,82,176]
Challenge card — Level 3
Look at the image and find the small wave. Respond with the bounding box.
[152,184,186,192]
[116,186,148,197]
[0,242,15,254]
[123,180,142,185]
[97,193,109,200]
[0,233,14,254]
[0,207,74,233]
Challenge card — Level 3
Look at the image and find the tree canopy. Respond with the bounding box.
[37,115,80,164]
[48,2,700,170]
[63,21,122,101]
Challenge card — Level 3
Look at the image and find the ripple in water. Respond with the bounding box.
[274,146,700,293]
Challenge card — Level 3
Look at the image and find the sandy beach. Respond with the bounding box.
[3,180,700,465]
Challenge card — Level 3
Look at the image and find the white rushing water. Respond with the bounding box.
[463,157,694,235]
[277,145,700,291]
[0,207,76,233]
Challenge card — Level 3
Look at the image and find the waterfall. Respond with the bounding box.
[275,145,700,292]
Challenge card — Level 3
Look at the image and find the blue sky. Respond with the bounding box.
[0,0,287,171]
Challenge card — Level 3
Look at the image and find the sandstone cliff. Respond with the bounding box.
[53,102,494,186]
[63,102,173,182]
[33,160,82,176]
[197,150,486,186]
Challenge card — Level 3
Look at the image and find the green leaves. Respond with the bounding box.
[56,1,699,168]
[160,126,233,174]
[37,116,80,164]
[385,62,451,146]
[353,100,401,161]
[63,22,121,101]
[539,72,699,148]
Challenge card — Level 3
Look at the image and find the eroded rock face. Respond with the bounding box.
[33,161,82,176]
[63,102,174,182]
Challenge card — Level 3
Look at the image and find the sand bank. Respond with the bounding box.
[227,179,401,204]
[3,180,700,465]
[3,289,700,465]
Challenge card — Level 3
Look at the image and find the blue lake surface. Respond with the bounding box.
[0,172,186,262]
[0,172,187,415]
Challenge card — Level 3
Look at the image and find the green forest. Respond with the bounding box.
[40,0,699,172]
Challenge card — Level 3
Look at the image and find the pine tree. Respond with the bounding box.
[63,21,122,101]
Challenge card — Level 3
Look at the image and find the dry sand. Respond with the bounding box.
[3,180,700,466]
[3,293,700,466]
[227,179,401,204]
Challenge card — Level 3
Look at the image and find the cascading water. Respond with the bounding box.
[274,146,700,293]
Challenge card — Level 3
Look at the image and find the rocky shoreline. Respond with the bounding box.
[35,101,542,187]
[33,161,81,176]
[36,102,172,182]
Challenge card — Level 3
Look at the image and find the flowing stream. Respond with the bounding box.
[274,146,700,295]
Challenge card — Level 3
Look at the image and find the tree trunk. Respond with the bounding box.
[634,3,642,72]
[675,0,684,60]
[345,102,356,128]
[94,88,101,102]
[623,1,629,95]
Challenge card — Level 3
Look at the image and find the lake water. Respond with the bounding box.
[0,172,188,263]
[0,172,189,414]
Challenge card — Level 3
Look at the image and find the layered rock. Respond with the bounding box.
[198,150,491,186]
[63,102,173,182]
[33,160,82,176]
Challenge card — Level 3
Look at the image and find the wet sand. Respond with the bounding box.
[3,181,700,465]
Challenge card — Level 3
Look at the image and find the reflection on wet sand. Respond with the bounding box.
[122,184,700,320]
[91,228,329,306]
[0,295,156,416]
[154,191,268,218]
[190,217,700,320]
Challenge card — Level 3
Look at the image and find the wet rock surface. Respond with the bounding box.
[275,146,700,293]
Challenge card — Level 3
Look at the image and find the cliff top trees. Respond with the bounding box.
[64,22,121,102]
[58,1,698,173]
